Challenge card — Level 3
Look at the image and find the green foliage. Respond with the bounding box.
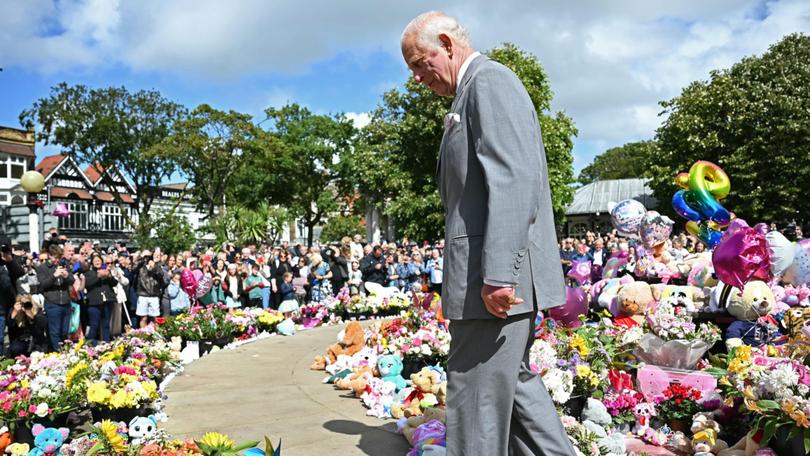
[20,83,185,237]
[348,43,577,241]
[159,104,263,219]
[319,214,365,243]
[232,104,355,245]
[578,140,659,184]
[140,211,196,254]
[652,33,810,223]
[201,203,289,247]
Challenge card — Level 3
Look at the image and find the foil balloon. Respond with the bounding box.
[765,231,796,277]
[712,219,771,289]
[672,160,732,248]
[602,257,627,280]
[567,261,592,285]
[180,268,198,299]
[196,273,213,298]
[608,199,647,239]
[640,211,674,249]
[548,286,588,328]
[51,202,71,218]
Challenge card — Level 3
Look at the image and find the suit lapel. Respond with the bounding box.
[437,55,487,177]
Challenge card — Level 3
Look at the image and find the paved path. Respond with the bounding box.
[163,323,411,456]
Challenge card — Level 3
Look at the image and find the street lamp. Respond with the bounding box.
[20,170,45,253]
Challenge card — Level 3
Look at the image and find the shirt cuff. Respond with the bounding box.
[483,278,518,287]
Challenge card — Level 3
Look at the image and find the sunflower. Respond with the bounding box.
[99,419,127,453]
[199,432,235,450]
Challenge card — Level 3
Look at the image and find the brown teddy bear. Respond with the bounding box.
[391,367,442,418]
[311,321,365,370]
[334,365,377,396]
[400,407,446,446]
[613,281,654,328]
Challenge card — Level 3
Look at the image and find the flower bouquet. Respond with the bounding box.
[86,361,159,423]
[258,311,285,332]
[634,300,721,369]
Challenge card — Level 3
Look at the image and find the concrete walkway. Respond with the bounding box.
[163,323,411,456]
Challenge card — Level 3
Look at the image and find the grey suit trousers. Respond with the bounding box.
[446,311,576,456]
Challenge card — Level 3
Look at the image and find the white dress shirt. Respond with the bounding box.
[456,51,482,91]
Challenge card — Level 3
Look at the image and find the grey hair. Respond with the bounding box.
[401,11,471,50]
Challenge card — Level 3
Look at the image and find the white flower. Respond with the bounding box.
[542,368,573,404]
[621,326,643,345]
[35,403,49,418]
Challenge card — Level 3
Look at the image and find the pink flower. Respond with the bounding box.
[18,410,28,418]
[28,405,37,413]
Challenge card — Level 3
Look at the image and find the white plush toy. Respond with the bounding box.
[363,281,401,299]
[128,415,158,445]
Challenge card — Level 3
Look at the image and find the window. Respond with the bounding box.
[58,201,88,230]
[101,203,134,232]
[10,161,24,178]
[10,195,24,205]
[0,192,8,205]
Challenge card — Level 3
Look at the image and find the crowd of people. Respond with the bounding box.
[0,230,446,358]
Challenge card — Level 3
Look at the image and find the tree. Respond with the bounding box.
[348,43,577,241]
[20,83,185,242]
[159,104,262,219]
[578,141,658,184]
[236,104,356,245]
[143,211,196,254]
[319,214,365,243]
[201,203,290,246]
[651,33,810,224]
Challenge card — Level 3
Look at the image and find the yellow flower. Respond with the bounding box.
[20,379,30,389]
[99,420,127,452]
[142,380,158,399]
[718,376,731,387]
[743,386,761,412]
[728,358,747,374]
[199,432,235,450]
[66,362,88,389]
[575,365,591,378]
[87,382,112,405]
[110,390,132,409]
[588,373,600,387]
[569,335,590,358]
[735,345,752,362]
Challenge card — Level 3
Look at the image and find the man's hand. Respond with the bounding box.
[481,284,523,319]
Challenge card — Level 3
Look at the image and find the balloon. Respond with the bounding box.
[196,273,213,298]
[712,219,771,289]
[672,160,732,248]
[766,231,796,277]
[609,199,646,239]
[548,287,588,328]
[602,257,627,280]
[640,210,674,249]
[51,202,70,218]
[180,268,198,299]
[567,261,592,285]
[794,239,810,286]
[192,269,203,282]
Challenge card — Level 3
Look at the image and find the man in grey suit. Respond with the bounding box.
[401,12,576,456]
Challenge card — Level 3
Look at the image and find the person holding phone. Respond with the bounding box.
[8,294,48,357]
[84,254,118,343]
[36,244,75,351]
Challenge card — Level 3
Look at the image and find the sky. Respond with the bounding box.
[1,0,809,175]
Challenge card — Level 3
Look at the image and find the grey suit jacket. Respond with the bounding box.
[438,55,566,320]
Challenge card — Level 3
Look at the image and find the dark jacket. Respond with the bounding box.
[84,268,118,306]
[360,253,386,285]
[136,262,163,297]
[0,256,25,312]
[279,282,296,301]
[36,261,75,305]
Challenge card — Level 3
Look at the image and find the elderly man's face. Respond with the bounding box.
[402,34,455,97]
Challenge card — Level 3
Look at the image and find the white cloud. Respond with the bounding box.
[345,112,371,129]
[3,0,809,170]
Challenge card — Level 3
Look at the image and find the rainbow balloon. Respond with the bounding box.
[672,160,732,248]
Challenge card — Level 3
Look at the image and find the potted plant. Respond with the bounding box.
[655,383,703,432]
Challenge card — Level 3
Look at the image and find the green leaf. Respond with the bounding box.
[233,440,260,451]
[762,420,778,445]
[756,400,780,410]
[85,443,106,456]
[804,428,810,455]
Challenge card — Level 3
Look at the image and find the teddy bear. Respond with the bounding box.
[726,280,782,349]
[128,415,158,446]
[4,443,29,456]
[399,407,447,446]
[693,429,717,456]
[652,284,705,314]
[783,306,810,340]
[592,275,635,317]
[691,413,729,453]
[377,354,407,392]
[28,424,69,456]
[362,377,398,418]
[311,321,365,370]
[391,368,442,418]
[334,364,377,397]
[614,281,654,327]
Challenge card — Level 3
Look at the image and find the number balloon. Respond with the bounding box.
[672,161,732,248]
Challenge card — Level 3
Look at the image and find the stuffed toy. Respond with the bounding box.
[128,415,158,446]
[377,355,407,392]
[435,382,447,406]
[693,429,717,456]
[334,365,376,397]
[772,284,810,313]
[391,368,442,418]
[362,377,397,419]
[592,276,634,317]
[581,398,611,437]
[28,424,68,456]
[0,427,9,454]
[399,407,446,446]
[691,413,728,453]
[311,321,365,370]
[726,281,782,349]
[352,346,378,369]
[783,306,810,340]
[709,280,741,313]
[614,281,654,327]
[4,443,29,456]
[717,432,762,456]
[652,284,704,314]
[405,419,447,456]
[632,402,656,437]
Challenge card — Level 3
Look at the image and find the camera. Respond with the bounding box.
[0,236,11,254]
[22,301,33,310]
[59,258,68,267]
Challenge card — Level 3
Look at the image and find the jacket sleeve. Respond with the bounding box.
[469,65,544,287]
[37,264,55,290]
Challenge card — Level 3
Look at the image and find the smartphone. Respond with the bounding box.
[101,263,107,270]
[59,258,67,267]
